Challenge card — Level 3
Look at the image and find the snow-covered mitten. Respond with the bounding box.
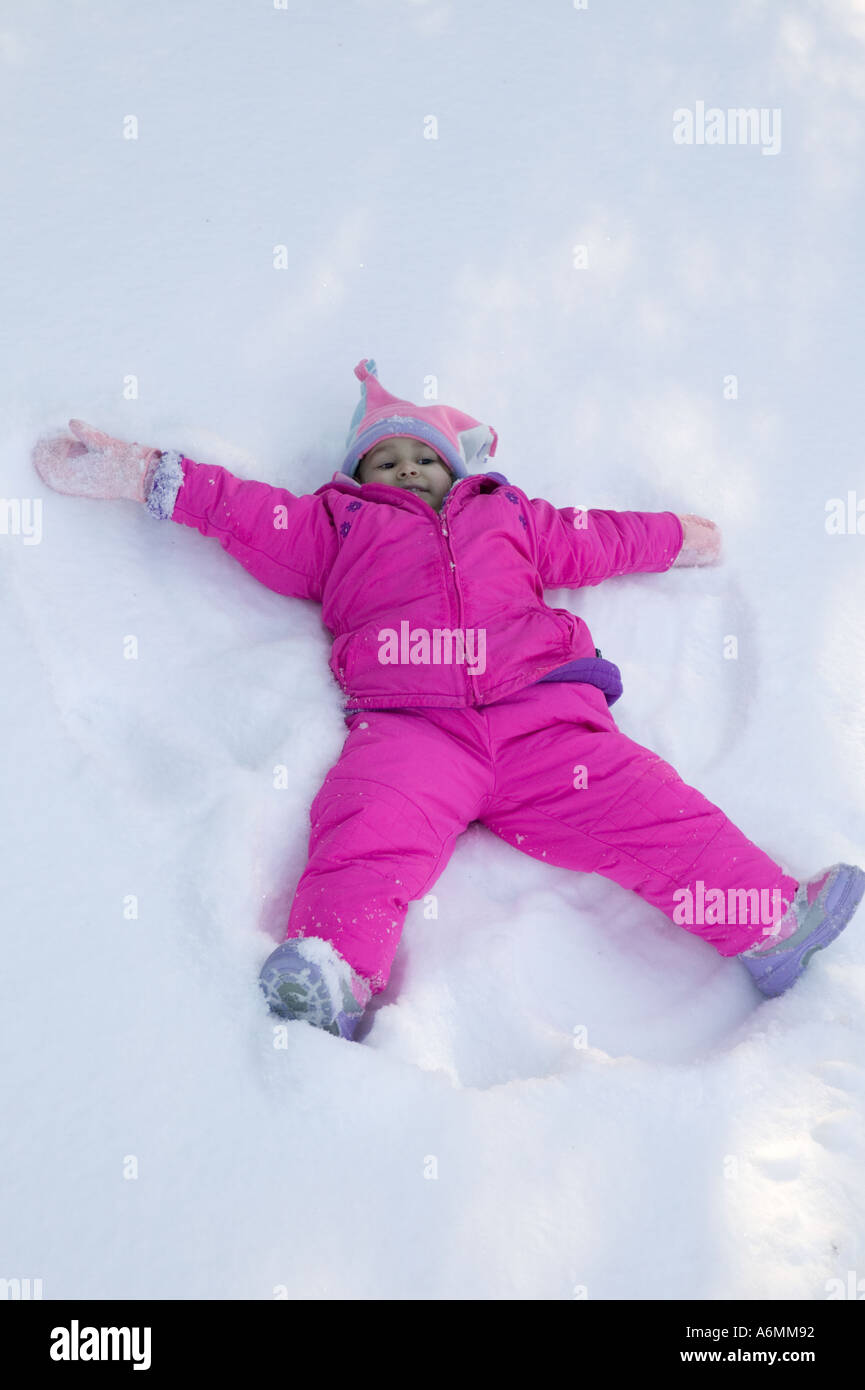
[671,514,722,567]
[32,419,163,503]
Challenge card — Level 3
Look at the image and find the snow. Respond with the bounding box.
[2,0,865,1300]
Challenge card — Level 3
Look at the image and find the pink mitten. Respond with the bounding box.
[32,420,162,503]
[672,514,722,567]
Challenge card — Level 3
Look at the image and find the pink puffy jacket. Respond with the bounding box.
[160,457,685,710]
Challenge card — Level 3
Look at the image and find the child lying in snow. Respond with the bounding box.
[33,358,865,1041]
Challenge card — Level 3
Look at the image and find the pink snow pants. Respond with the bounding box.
[283,682,799,994]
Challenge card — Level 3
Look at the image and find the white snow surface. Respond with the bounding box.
[2,0,865,1300]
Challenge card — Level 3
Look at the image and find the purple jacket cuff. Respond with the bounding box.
[145,450,186,520]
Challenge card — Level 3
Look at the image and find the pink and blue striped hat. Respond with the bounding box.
[339,358,499,480]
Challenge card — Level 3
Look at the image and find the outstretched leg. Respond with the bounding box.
[283,706,494,993]
[479,683,799,955]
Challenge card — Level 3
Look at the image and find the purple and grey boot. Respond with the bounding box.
[258,936,372,1040]
[739,863,865,998]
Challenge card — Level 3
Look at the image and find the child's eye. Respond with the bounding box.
[377,457,438,468]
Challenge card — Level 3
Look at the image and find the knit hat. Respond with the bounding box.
[338,358,499,480]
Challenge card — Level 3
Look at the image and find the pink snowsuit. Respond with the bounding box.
[164,456,798,993]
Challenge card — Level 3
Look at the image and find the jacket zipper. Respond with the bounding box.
[437,491,473,704]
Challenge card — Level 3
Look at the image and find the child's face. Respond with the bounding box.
[356,437,453,512]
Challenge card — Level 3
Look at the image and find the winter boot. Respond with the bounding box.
[258,936,372,1040]
[739,863,865,998]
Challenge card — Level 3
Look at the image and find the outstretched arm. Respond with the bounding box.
[531,499,684,588]
[32,419,336,602]
[147,450,336,601]
[530,498,721,589]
